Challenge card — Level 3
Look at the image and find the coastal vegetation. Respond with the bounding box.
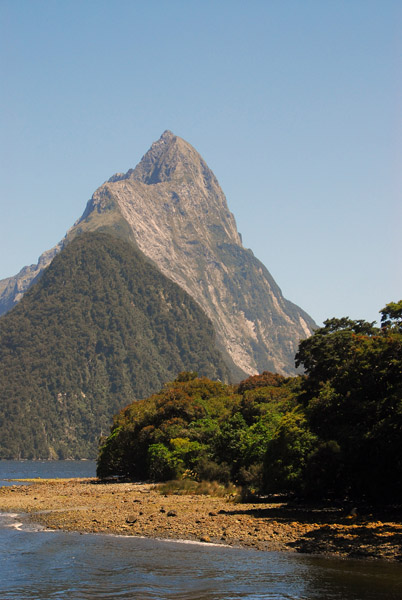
[98,301,402,503]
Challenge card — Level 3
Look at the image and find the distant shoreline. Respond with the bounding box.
[1,479,401,562]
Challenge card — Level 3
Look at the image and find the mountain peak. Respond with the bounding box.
[108,131,216,190]
[0,131,316,378]
[129,131,212,186]
[160,129,175,141]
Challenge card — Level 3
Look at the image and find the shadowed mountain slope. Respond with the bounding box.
[0,232,229,459]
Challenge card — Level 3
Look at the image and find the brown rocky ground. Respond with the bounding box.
[1,479,401,561]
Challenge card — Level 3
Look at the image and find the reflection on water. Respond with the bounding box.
[0,461,401,599]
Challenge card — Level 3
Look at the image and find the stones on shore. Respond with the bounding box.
[2,481,402,562]
[126,516,137,524]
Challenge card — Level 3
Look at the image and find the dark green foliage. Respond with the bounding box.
[380,300,402,331]
[262,410,317,494]
[0,232,229,459]
[98,302,402,505]
[295,304,402,501]
[97,372,298,489]
[148,443,178,481]
[303,440,343,499]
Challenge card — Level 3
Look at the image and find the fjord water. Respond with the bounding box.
[0,459,97,486]
[1,462,401,600]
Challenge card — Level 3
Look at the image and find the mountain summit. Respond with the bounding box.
[127,130,220,186]
[0,131,315,377]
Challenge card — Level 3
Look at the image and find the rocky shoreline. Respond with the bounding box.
[1,479,401,562]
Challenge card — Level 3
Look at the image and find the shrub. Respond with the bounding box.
[157,479,238,497]
[194,457,231,484]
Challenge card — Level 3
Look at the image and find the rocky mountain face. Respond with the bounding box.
[0,244,64,315]
[0,131,316,377]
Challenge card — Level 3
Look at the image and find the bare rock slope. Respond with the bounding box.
[0,131,315,377]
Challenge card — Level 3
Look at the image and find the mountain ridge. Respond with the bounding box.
[0,131,316,376]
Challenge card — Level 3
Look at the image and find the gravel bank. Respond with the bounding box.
[1,479,401,561]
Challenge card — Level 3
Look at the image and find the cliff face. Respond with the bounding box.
[0,131,315,377]
[81,131,315,376]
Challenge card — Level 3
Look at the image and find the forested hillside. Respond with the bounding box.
[0,232,229,459]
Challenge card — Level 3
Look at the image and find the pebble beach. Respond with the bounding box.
[1,479,401,562]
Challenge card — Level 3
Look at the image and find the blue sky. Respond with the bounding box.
[0,0,400,325]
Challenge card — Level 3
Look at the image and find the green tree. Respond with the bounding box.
[295,302,402,501]
[262,411,317,494]
[380,300,402,330]
[148,443,177,481]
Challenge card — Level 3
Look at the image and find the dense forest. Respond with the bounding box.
[0,232,229,459]
[98,301,402,502]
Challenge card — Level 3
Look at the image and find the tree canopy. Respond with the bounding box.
[98,301,402,503]
[294,306,402,500]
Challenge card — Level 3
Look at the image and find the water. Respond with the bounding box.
[0,459,96,486]
[1,461,401,599]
